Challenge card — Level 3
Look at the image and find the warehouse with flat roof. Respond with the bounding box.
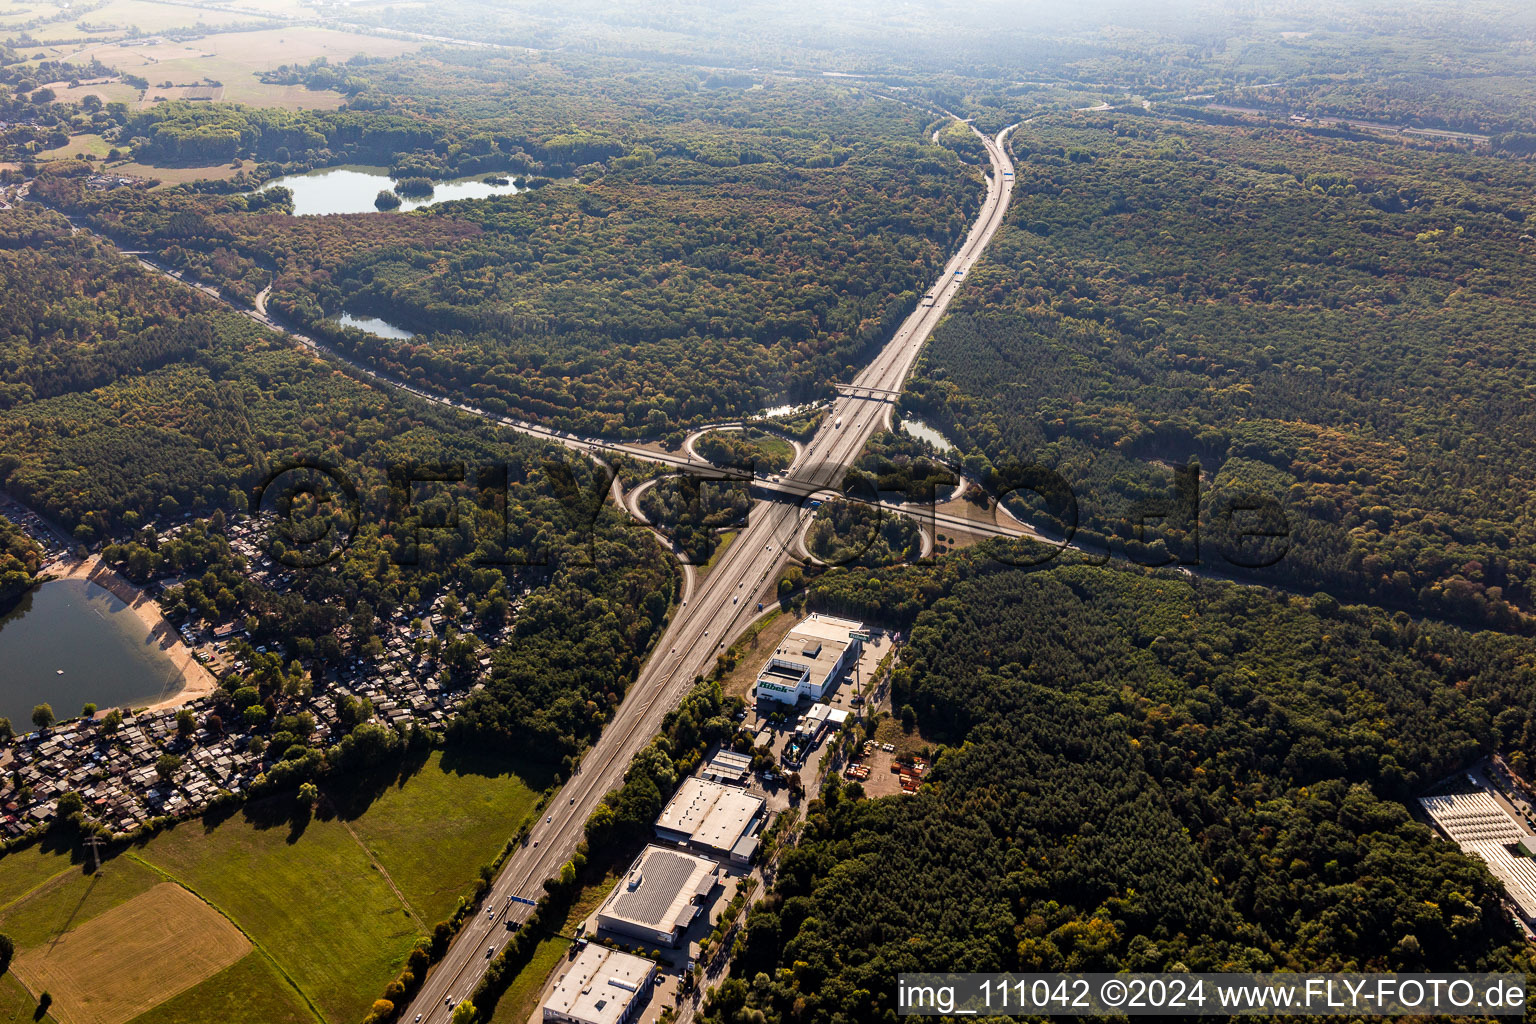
[702,749,752,787]
[655,776,765,856]
[753,614,863,705]
[1420,790,1536,919]
[543,946,655,1024]
[596,845,721,948]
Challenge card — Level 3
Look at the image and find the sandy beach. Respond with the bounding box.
[42,554,218,713]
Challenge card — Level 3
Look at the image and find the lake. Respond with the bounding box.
[254,166,521,216]
[899,417,957,453]
[336,312,414,340]
[0,580,185,728]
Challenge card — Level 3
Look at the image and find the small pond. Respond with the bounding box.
[898,417,957,452]
[335,312,415,340]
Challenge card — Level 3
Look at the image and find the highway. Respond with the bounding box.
[56,216,1035,557]
[27,118,1017,1022]
[401,120,1016,1022]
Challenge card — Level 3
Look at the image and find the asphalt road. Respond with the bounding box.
[400,120,1017,1022]
[29,118,1017,1023]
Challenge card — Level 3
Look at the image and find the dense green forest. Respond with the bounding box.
[0,201,674,762]
[903,114,1536,628]
[695,428,795,474]
[844,429,958,503]
[12,5,1536,1014]
[33,61,981,436]
[0,514,42,609]
[707,558,1536,1024]
[637,475,751,566]
[806,499,920,567]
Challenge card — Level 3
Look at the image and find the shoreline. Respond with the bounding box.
[40,554,218,713]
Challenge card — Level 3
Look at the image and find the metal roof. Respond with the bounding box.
[599,845,720,936]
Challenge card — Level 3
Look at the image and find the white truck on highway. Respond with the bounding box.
[834,416,842,428]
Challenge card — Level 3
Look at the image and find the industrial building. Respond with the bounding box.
[1420,791,1536,919]
[596,845,721,948]
[655,777,765,858]
[701,749,752,787]
[801,702,850,742]
[753,614,864,705]
[543,946,656,1024]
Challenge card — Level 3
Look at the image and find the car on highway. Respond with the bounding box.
[487,946,496,958]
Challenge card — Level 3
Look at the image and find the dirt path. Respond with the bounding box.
[336,816,426,929]
[43,554,218,712]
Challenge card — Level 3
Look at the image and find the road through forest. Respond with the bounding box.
[30,117,1019,1022]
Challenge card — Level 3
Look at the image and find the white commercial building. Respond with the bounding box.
[1420,791,1536,919]
[753,614,863,705]
[597,845,721,948]
[702,749,752,787]
[801,702,850,742]
[655,776,765,856]
[543,946,655,1024]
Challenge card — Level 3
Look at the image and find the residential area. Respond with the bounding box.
[0,508,518,844]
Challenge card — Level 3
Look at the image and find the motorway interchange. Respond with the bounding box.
[401,119,1018,1023]
[39,116,1020,1023]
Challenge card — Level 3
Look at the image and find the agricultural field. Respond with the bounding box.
[0,972,57,1024]
[12,883,250,1024]
[0,840,84,916]
[36,78,141,106]
[0,0,260,44]
[56,26,418,110]
[0,749,543,1024]
[0,851,163,951]
[129,819,417,1024]
[333,747,552,925]
[132,748,545,1022]
[37,131,108,159]
[106,159,245,184]
[127,953,315,1024]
